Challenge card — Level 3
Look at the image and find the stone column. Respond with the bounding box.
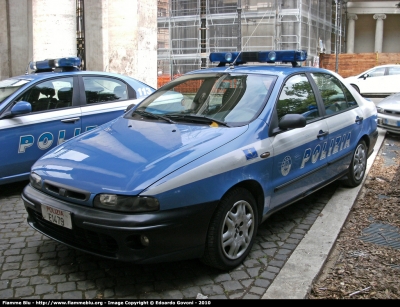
[373,14,386,53]
[85,0,157,88]
[346,14,358,54]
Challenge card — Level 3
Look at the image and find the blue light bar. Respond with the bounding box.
[209,52,243,64]
[209,50,307,66]
[29,57,81,72]
[54,57,81,67]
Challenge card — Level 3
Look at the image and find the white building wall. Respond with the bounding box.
[0,0,9,80]
[84,0,109,71]
[1,0,157,87]
[382,14,400,53]
[2,0,76,77]
[353,14,375,53]
[85,0,157,88]
[31,0,76,60]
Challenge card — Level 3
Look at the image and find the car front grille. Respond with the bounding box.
[28,208,118,256]
[384,109,400,116]
[44,181,90,202]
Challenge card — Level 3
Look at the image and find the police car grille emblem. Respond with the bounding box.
[59,188,67,196]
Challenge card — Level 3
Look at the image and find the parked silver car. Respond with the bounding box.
[376,92,400,134]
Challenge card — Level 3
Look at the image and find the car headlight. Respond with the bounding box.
[376,107,384,113]
[93,194,160,213]
[30,172,42,190]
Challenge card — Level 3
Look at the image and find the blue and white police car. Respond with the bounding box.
[22,50,378,270]
[0,57,155,185]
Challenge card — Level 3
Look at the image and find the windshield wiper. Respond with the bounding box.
[166,114,230,127]
[134,110,176,124]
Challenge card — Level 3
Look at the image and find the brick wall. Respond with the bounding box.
[319,53,400,78]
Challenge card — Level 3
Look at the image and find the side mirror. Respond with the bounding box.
[1,101,32,119]
[272,113,307,135]
[279,114,306,130]
[124,103,136,112]
[12,101,32,115]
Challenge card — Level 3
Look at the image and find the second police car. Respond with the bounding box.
[0,57,155,185]
[22,50,378,270]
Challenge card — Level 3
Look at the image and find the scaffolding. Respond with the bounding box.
[157,0,344,83]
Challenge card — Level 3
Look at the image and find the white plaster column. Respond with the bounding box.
[31,0,76,61]
[346,14,357,54]
[373,13,386,53]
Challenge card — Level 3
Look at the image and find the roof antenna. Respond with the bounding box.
[229,8,272,69]
[25,58,33,74]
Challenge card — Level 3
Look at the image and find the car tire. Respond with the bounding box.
[201,187,258,270]
[351,84,360,93]
[342,140,367,187]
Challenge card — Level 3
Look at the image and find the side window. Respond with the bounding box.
[311,73,356,115]
[82,77,129,104]
[16,77,73,112]
[388,66,400,75]
[276,74,319,123]
[368,67,385,77]
[53,78,73,109]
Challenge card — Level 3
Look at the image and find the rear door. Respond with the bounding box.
[310,72,364,178]
[78,75,146,132]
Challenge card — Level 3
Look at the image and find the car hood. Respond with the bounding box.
[33,117,248,194]
[377,93,400,109]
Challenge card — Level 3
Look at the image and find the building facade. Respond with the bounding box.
[0,0,158,88]
[1,1,398,86]
[345,1,400,54]
[157,0,400,81]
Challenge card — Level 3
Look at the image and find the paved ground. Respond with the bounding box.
[0,129,387,300]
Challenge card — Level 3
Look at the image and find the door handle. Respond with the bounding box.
[355,116,363,123]
[61,117,80,123]
[317,130,329,138]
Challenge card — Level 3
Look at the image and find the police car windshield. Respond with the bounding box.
[0,78,30,104]
[130,73,275,125]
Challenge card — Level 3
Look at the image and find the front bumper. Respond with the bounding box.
[22,184,217,263]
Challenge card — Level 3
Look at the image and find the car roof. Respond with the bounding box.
[186,64,328,77]
[365,64,400,70]
[11,70,140,82]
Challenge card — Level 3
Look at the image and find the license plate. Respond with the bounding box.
[41,205,72,229]
[384,118,400,127]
